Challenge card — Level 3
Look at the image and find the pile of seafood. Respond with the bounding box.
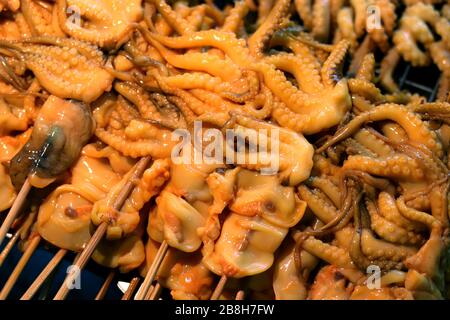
[0,0,449,300]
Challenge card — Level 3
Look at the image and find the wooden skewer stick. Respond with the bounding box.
[0,235,41,300]
[134,240,169,300]
[0,179,31,247]
[54,157,152,300]
[210,275,228,300]
[121,277,140,300]
[20,249,68,300]
[144,284,155,300]
[147,282,162,300]
[0,229,21,267]
[235,290,245,300]
[95,270,115,300]
[53,223,107,300]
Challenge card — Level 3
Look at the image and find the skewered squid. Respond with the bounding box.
[142,239,215,300]
[10,95,94,190]
[37,144,127,252]
[203,169,307,278]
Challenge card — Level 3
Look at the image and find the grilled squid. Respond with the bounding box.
[9,95,95,190]
[148,158,221,253]
[203,170,307,278]
[92,214,146,273]
[37,144,126,251]
[142,239,214,300]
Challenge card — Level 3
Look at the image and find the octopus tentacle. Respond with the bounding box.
[142,32,242,82]
[368,26,390,53]
[436,76,450,103]
[294,0,313,30]
[160,72,251,101]
[348,78,384,102]
[353,129,395,157]
[351,95,372,114]
[166,96,196,125]
[378,192,425,233]
[56,0,142,49]
[380,48,401,93]
[21,0,63,36]
[350,0,367,37]
[317,104,442,157]
[0,39,113,102]
[376,0,396,35]
[321,39,349,88]
[95,128,173,158]
[258,64,351,134]
[396,196,438,230]
[355,54,375,82]
[152,0,195,35]
[336,7,357,52]
[381,123,408,144]
[115,82,162,121]
[294,232,356,270]
[248,0,292,59]
[405,223,445,290]
[270,30,322,72]
[350,198,415,271]
[342,154,425,181]
[429,42,450,78]
[366,199,424,246]
[429,183,449,227]
[342,138,378,158]
[311,0,330,42]
[307,176,341,207]
[145,29,255,69]
[271,97,314,133]
[221,1,249,33]
[298,185,339,223]
[263,52,323,94]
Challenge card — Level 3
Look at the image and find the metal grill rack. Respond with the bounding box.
[396,62,442,102]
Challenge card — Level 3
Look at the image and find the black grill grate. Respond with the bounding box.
[395,63,442,102]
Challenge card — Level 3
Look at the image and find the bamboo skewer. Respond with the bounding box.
[121,277,140,300]
[0,179,31,247]
[210,275,227,300]
[134,240,168,300]
[144,284,155,300]
[0,235,41,300]
[53,157,151,300]
[95,270,115,300]
[235,290,245,300]
[37,265,58,300]
[53,223,107,300]
[147,282,162,300]
[20,249,68,300]
[0,230,21,267]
